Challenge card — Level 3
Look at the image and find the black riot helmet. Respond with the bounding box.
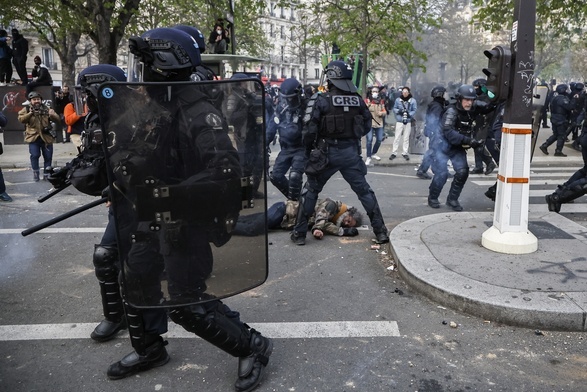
[128,27,201,82]
[455,84,477,100]
[172,25,216,81]
[279,77,303,108]
[555,84,568,95]
[455,84,476,110]
[172,25,206,53]
[430,85,446,99]
[324,60,357,93]
[75,64,126,114]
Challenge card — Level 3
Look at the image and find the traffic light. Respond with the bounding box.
[482,45,512,102]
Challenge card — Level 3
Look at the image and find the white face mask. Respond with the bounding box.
[372,92,379,98]
[217,29,223,35]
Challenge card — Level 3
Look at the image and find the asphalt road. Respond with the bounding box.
[1,157,587,392]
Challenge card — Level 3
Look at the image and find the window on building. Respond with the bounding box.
[270,24,274,36]
[280,6,286,18]
[270,2,276,16]
[280,26,284,39]
[42,48,57,70]
[281,46,285,62]
[315,68,320,79]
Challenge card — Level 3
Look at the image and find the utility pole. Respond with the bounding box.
[481,0,538,254]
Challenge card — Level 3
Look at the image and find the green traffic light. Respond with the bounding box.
[481,85,496,99]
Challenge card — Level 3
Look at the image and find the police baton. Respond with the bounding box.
[21,196,108,237]
[37,181,72,203]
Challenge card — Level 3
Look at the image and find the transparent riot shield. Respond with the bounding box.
[97,79,268,308]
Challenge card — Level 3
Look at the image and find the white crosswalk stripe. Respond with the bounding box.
[470,166,587,212]
[0,321,401,341]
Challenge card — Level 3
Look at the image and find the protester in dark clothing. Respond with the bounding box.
[26,56,53,96]
[0,29,13,85]
[0,111,12,201]
[11,28,28,85]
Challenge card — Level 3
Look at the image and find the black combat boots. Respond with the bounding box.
[91,318,127,342]
[107,336,170,380]
[234,330,273,392]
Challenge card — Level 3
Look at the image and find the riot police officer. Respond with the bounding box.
[416,85,448,179]
[291,60,389,245]
[428,84,485,211]
[545,125,587,212]
[47,64,129,341]
[568,82,585,151]
[266,77,306,200]
[101,28,272,392]
[470,78,497,175]
[540,84,573,157]
[227,73,266,198]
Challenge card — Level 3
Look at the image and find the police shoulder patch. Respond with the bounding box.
[205,113,223,127]
[332,95,361,107]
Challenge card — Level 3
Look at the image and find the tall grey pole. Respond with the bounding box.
[482,0,538,254]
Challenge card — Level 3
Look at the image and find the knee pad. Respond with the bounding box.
[453,168,469,186]
[288,171,303,200]
[269,173,289,197]
[93,245,119,282]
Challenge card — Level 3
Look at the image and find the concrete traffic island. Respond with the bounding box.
[389,211,587,332]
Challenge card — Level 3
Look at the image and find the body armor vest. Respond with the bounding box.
[319,92,363,139]
[452,108,475,138]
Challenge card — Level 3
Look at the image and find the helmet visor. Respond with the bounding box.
[127,53,143,83]
[73,86,87,116]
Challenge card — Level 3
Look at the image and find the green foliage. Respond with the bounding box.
[298,0,440,93]
[126,0,267,55]
[472,0,587,47]
[472,0,587,79]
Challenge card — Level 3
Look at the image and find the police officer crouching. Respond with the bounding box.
[291,60,389,245]
[427,84,486,211]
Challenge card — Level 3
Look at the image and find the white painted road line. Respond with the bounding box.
[0,228,106,235]
[0,321,401,341]
[529,204,587,213]
[471,179,572,186]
